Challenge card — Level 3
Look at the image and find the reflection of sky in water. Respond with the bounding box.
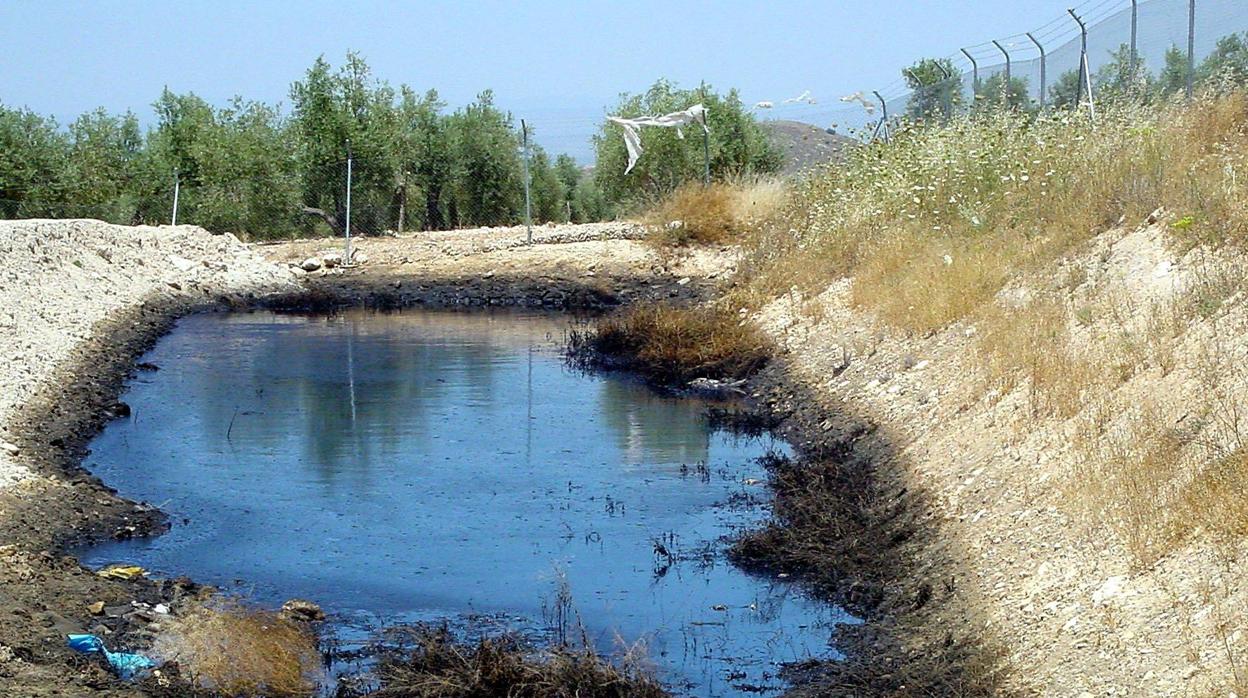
[79,309,854,696]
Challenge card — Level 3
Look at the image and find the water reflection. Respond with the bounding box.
[81,309,850,696]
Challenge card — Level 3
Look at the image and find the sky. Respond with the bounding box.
[0,0,1129,160]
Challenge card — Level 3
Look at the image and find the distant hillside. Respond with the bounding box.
[761,120,856,176]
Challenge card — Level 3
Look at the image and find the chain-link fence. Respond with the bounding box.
[799,0,1248,140]
[3,0,1248,242]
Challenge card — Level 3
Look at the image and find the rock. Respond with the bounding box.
[1093,575,1127,605]
[288,265,308,278]
[123,609,156,624]
[321,252,343,268]
[87,601,105,616]
[300,258,322,272]
[687,377,747,396]
[280,599,325,623]
[169,255,196,273]
[0,441,18,456]
[677,277,692,286]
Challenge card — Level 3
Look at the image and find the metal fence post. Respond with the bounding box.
[935,62,954,120]
[872,90,890,143]
[1130,0,1139,84]
[699,81,710,187]
[992,40,1012,107]
[903,67,922,117]
[961,48,979,105]
[344,140,353,265]
[171,170,180,226]
[521,119,533,245]
[1187,0,1196,100]
[1026,33,1047,109]
[1068,9,1088,110]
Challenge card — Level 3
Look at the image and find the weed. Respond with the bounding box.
[742,92,1248,332]
[373,626,666,698]
[977,300,1099,419]
[151,599,322,697]
[647,178,787,247]
[647,183,737,246]
[567,303,770,387]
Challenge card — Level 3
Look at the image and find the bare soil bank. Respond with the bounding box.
[0,220,299,695]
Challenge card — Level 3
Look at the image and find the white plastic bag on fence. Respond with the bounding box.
[607,104,709,174]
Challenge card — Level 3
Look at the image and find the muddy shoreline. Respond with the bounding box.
[1,267,998,696]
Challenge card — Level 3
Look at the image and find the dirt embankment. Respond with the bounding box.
[0,220,304,695]
[749,220,1248,696]
[256,222,733,309]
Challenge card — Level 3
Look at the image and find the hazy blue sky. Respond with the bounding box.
[0,0,1122,158]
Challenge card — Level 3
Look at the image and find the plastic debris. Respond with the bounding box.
[66,634,156,680]
[96,564,146,580]
[607,104,709,174]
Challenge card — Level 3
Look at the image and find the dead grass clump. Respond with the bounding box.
[729,452,877,604]
[647,183,737,246]
[852,234,1013,334]
[373,627,666,698]
[727,177,788,230]
[152,600,322,697]
[647,178,788,247]
[1182,448,1248,546]
[1071,402,1198,567]
[731,452,1016,696]
[568,303,770,387]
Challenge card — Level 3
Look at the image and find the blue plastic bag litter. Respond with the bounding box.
[66,633,156,680]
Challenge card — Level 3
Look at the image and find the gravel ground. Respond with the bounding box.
[257,221,734,310]
[0,220,298,491]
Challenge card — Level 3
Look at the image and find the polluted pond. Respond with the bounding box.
[76,309,854,695]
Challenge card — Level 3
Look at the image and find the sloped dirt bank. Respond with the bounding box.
[0,219,301,695]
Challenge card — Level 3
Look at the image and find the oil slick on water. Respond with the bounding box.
[80,310,854,695]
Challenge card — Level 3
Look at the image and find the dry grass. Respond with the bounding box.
[1183,448,1248,545]
[741,88,1248,570]
[976,299,1105,420]
[152,599,322,697]
[373,626,666,698]
[1070,401,1197,566]
[743,91,1248,334]
[568,303,770,387]
[647,178,787,247]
